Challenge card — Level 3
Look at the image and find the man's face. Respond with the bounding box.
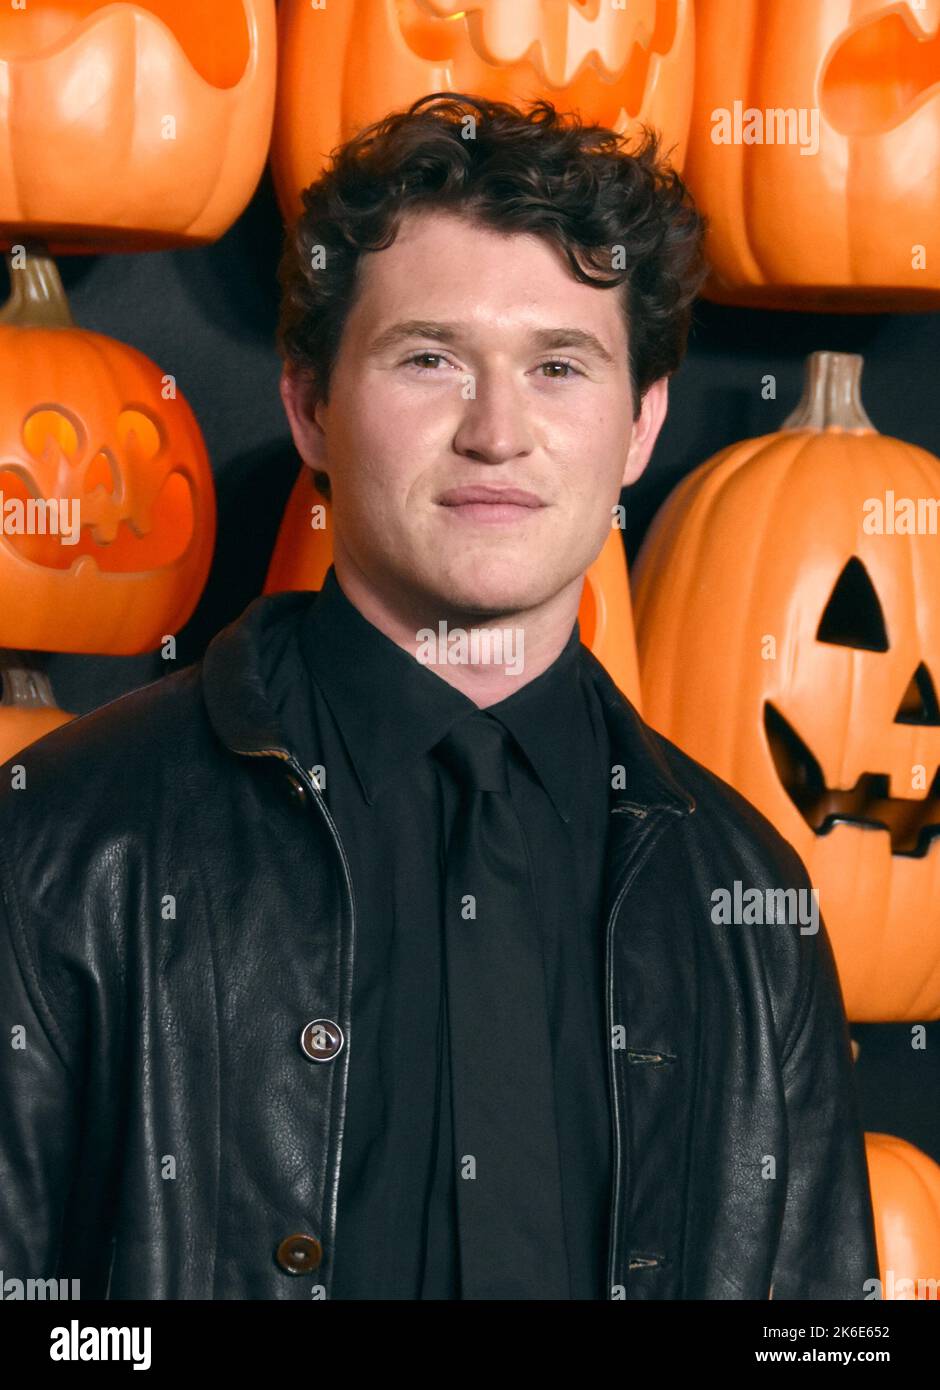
[281,207,666,623]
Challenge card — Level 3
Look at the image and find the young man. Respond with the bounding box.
[0,94,878,1301]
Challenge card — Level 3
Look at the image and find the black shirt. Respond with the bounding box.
[268,565,613,1298]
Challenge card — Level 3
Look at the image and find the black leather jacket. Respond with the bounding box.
[0,590,879,1299]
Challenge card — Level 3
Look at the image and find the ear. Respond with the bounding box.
[621,376,668,487]
[280,367,329,473]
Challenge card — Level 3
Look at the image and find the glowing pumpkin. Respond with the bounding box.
[633,352,940,1022]
[271,0,695,223]
[684,0,940,310]
[865,1133,940,1299]
[0,1,277,253]
[265,465,642,705]
[0,252,216,654]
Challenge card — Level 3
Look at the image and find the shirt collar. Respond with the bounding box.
[484,622,584,824]
[299,566,584,822]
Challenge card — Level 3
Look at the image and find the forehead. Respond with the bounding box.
[346,206,627,341]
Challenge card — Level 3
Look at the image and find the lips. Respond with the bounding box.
[764,701,940,858]
[438,485,544,507]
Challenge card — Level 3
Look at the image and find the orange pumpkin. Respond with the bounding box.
[265,465,643,706]
[0,658,72,765]
[684,0,940,310]
[633,352,940,1022]
[0,252,216,654]
[271,0,695,223]
[0,708,73,764]
[0,1,276,253]
[865,1133,940,1299]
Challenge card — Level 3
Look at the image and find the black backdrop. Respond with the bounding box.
[5,160,939,1166]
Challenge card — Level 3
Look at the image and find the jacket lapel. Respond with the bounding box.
[576,645,697,915]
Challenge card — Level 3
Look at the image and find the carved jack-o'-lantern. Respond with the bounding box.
[865,1133,940,1299]
[265,466,643,706]
[0,253,216,654]
[0,1,277,253]
[271,0,694,222]
[633,353,940,1022]
[684,0,940,309]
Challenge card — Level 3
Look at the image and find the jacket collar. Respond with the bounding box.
[201,588,697,819]
[576,642,697,817]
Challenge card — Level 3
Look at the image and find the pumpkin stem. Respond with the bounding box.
[0,650,61,710]
[0,247,75,328]
[781,351,876,433]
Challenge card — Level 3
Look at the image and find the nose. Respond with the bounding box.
[451,371,536,465]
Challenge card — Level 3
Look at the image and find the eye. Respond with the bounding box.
[537,358,582,379]
[404,351,455,372]
[816,556,889,652]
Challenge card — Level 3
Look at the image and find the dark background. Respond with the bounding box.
[5,160,939,1165]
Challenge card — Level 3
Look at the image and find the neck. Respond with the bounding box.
[331,550,582,709]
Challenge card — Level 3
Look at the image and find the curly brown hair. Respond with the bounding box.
[276,92,706,495]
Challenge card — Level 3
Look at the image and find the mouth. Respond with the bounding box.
[437,485,546,524]
[765,701,940,858]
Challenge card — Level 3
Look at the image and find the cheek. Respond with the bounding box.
[344,377,448,459]
[350,421,437,505]
[557,411,630,493]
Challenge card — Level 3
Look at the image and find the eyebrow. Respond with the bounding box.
[366,319,619,367]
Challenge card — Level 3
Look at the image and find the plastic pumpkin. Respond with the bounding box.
[0,708,72,764]
[265,465,643,706]
[633,352,940,1022]
[0,251,216,654]
[271,0,695,223]
[865,1133,940,1299]
[0,659,72,766]
[684,0,940,310]
[0,1,277,254]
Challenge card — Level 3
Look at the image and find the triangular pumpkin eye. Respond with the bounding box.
[816,557,889,651]
[894,663,940,726]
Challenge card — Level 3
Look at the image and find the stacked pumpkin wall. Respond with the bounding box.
[0,2,276,754]
[0,0,937,1236]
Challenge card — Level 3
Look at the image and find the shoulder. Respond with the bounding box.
[0,660,214,816]
[0,658,228,889]
[0,663,219,1045]
[644,720,841,1061]
[655,725,812,887]
[580,647,830,1048]
[579,644,811,887]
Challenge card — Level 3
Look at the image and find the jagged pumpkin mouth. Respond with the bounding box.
[398,0,679,105]
[0,464,196,572]
[0,1,251,89]
[764,701,940,859]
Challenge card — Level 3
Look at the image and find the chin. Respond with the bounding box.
[422,563,560,620]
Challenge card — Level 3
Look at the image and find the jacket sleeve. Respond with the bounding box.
[0,877,82,1282]
[770,903,881,1300]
